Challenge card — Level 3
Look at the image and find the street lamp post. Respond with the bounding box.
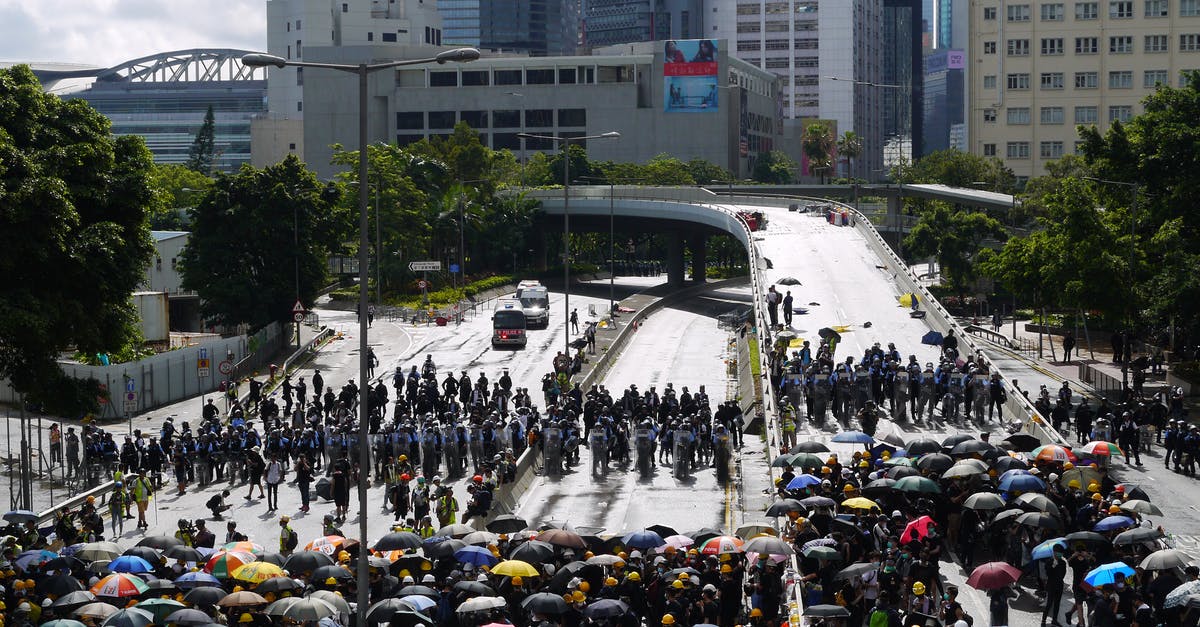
[517,131,621,354]
[242,47,480,625]
[1084,176,1140,388]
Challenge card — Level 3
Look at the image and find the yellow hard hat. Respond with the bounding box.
[720,564,733,573]
[662,614,676,625]
[1109,505,1122,514]
[821,466,831,474]
[614,560,625,569]
[1091,493,1103,501]
[678,572,690,580]
[399,569,410,578]
[913,582,926,595]
[617,551,628,559]
[827,457,837,464]
[512,576,523,586]
[843,484,856,492]
[398,455,407,462]
[1087,482,1100,493]
[881,450,891,460]
[572,590,586,602]
[750,608,764,617]
[584,551,594,559]
[688,548,699,556]
[1063,462,1075,470]
[627,572,641,582]
[325,577,337,585]
[578,581,590,593]
[1068,480,1081,489]
[671,580,684,589]
[239,614,254,624]
[858,461,869,468]
[562,593,573,602]
[605,577,618,586]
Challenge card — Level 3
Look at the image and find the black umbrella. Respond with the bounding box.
[818,327,841,340]
[258,552,287,567]
[183,587,226,607]
[388,555,433,577]
[375,532,423,552]
[835,563,879,581]
[256,577,304,594]
[790,440,830,454]
[135,536,180,550]
[164,546,205,563]
[916,453,954,473]
[885,466,920,480]
[39,573,86,596]
[312,565,354,582]
[585,599,630,619]
[1064,531,1108,547]
[689,528,725,545]
[522,592,570,614]
[486,515,530,534]
[44,556,85,572]
[51,590,97,609]
[862,478,897,497]
[100,608,154,627]
[906,438,942,456]
[989,509,1023,527]
[283,550,334,574]
[804,604,851,618]
[144,579,177,596]
[942,434,975,449]
[396,584,439,598]
[364,598,411,624]
[510,540,556,564]
[423,538,466,559]
[645,524,677,539]
[163,609,214,627]
[453,580,496,596]
[951,440,995,456]
[1114,527,1164,546]
[547,561,601,594]
[123,546,162,563]
[992,456,1029,473]
[314,477,333,501]
[765,499,806,517]
[1017,512,1062,530]
[1117,484,1151,501]
[777,277,802,286]
[999,434,1041,452]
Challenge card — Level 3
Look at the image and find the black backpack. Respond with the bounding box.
[285,528,299,551]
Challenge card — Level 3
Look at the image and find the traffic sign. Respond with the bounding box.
[291,299,306,314]
[125,378,136,393]
[449,263,460,273]
[417,280,428,290]
[123,391,137,413]
[197,355,211,378]
[408,260,441,272]
[218,360,233,375]
[293,312,305,323]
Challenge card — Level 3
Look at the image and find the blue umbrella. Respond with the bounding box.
[1094,515,1136,532]
[422,535,450,546]
[15,549,59,571]
[1084,561,1136,587]
[832,431,874,445]
[453,546,499,567]
[108,555,155,574]
[998,474,1046,493]
[3,509,38,524]
[786,474,822,490]
[1030,538,1067,560]
[399,595,438,612]
[622,529,665,550]
[174,571,221,589]
[998,469,1031,483]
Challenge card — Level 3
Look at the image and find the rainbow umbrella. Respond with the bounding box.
[1031,445,1076,463]
[90,573,149,598]
[232,561,286,584]
[204,551,257,578]
[222,541,265,555]
[699,536,745,555]
[305,535,349,556]
[1080,441,1123,458]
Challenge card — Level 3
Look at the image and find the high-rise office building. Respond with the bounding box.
[582,0,703,47]
[480,0,570,55]
[967,0,1200,181]
[440,0,482,46]
[923,48,965,152]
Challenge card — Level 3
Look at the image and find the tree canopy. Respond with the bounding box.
[186,105,216,176]
[0,65,157,413]
[147,163,214,229]
[903,203,1007,295]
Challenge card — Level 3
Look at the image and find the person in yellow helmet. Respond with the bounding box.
[910,581,933,616]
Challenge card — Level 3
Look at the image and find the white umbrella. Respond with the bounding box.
[283,598,337,621]
[456,596,507,614]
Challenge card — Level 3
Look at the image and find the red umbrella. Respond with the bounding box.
[899,515,935,545]
[966,562,1023,590]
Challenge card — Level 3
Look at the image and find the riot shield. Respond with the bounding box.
[673,430,691,478]
[421,430,438,478]
[635,429,653,477]
[543,427,562,477]
[442,426,461,478]
[714,434,732,483]
[893,372,910,420]
[589,432,607,475]
[469,427,485,470]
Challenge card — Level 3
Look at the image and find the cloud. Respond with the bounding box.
[0,0,266,66]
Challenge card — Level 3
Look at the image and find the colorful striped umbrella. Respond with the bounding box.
[222,541,265,555]
[89,573,149,598]
[231,561,286,584]
[699,535,745,555]
[1080,441,1123,457]
[1031,444,1076,463]
[305,535,349,556]
[204,551,257,578]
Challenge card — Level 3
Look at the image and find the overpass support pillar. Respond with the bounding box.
[666,231,685,288]
[887,194,902,228]
[688,234,707,283]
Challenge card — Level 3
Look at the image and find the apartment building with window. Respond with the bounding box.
[967,0,1200,180]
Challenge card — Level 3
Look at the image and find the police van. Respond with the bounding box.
[492,298,528,348]
[514,282,550,328]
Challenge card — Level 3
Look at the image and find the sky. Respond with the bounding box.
[0,0,266,67]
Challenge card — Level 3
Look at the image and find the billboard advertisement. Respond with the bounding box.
[664,39,718,112]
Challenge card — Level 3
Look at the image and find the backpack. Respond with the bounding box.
[284,528,299,551]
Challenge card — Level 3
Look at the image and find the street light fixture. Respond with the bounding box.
[1083,176,1140,388]
[242,46,479,626]
[516,131,621,355]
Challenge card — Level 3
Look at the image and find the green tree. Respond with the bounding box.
[903,203,1007,294]
[408,122,492,185]
[685,158,733,184]
[640,154,696,185]
[147,163,214,229]
[186,105,216,175]
[0,65,157,414]
[548,143,595,185]
[802,122,836,182]
[751,150,796,184]
[894,148,1015,191]
[180,155,350,328]
[1017,154,1091,226]
[836,131,863,177]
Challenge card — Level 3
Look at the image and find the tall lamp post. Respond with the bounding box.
[242,47,480,625]
[1084,176,1140,388]
[517,131,621,354]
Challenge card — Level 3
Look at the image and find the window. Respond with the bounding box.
[983,108,998,122]
[462,70,489,86]
[524,109,553,127]
[1040,141,1065,159]
[983,75,997,89]
[494,70,522,85]
[342,3,348,12]
[296,40,301,56]
[1146,34,1169,52]
[1041,106,1065,124]
[1042,2,1066,18]
[1145,0,1169,15]
[1007,39,1030,55]
[1076,37,1098,54]
[297,101,302,112]
[1007,73,1031,89]
[296,19,301,30]
[1185,0,1200,14]
[557,109,586,126]
[984,6,998,18]
[396,112,424,130]
[492,133,521,150]
[1007,107,1032,124]
[525,69,555,84]
[1008,4,1032,19]
[1109,35,1133,53]
[558,68,577,84]
[1108,105,1134,122]
[983,143,997,156]
[984,41,997,54]
[429,71,458,87]
[1042,38,1064,55]
[1041,72,1065,89]
[382,32,397,42]
[1074,106,1099,123]
[296,66,303,86]
[428,111,456,129]
[1183,34,1200,51]
[492,110,520,127]
[1075,71,1099,88]
[1144,69,1170,86]
[1007,142,1031,158]
[1110,0,1134,16]
[1076,1,1099,17]
[366,32,373,41]
[460,110,488,128]
[1109,70,1133,88]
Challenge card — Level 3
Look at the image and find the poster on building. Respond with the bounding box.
[663,40,719,112]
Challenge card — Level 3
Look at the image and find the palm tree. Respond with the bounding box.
[836,131,863,178]
[802,123,836,183]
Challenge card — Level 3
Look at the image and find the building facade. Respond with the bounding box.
[298,40,786,180]
[923,48,966,152]
[583,0,703,47]
[967,0,1200,181]
[479,0,571,55]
